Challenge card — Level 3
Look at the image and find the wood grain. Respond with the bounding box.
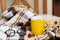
[21,0,31,8]
[11,0,20,5]
[1,0,6,12]
[34,0,39,14]
[43,0,47,14]
[53,0,60,17]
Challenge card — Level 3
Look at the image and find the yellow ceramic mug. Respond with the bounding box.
[31,16,50,36]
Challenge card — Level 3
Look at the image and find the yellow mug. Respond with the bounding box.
[31,16,50,36]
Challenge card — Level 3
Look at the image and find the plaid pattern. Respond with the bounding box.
[0,5,60,40]
[0,5,36,40]
[0,18,7,25]
[2,5,27,20]
[5,8,35,26]
[0,6,32,26]
[2,7,17,19]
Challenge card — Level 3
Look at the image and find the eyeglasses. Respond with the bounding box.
[5,29,15,37]
[5,26,26,37]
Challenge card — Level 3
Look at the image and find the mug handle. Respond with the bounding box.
[44,20,50,31]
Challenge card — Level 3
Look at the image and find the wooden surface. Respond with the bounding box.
[11,0,20,5]
[1,0,39,14]
[53,0,60,17]
[1,0,6,12]
[21,0,31,8]
[43,0,47,14]
[34,0,39,14]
